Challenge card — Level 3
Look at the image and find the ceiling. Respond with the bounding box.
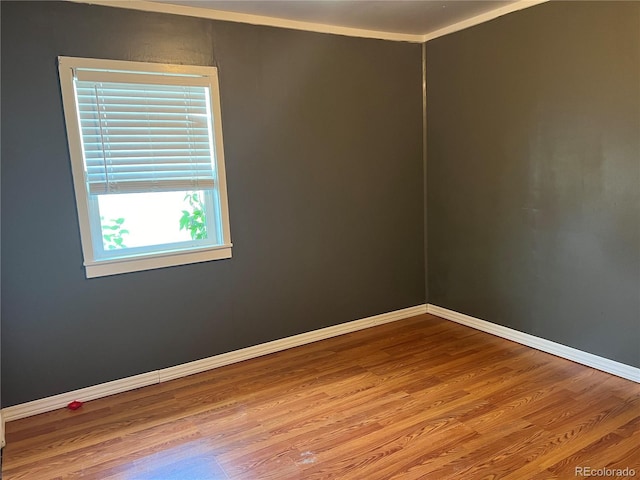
[147,0,535,40]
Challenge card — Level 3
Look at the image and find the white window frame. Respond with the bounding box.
[58,57,232,278]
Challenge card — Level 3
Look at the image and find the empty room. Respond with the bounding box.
[1,0,638,478]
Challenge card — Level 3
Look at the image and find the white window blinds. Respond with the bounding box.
[75,75,216,195]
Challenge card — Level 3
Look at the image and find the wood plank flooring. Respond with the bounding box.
[3,314,639,479]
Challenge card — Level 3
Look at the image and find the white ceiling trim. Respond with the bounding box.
[68,0,548,43]
[421,0,549,42]
[68,0,423,42]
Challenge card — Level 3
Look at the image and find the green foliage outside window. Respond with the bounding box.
[180,192,207,240]
[101,217,129,249]
[99,192,206,251]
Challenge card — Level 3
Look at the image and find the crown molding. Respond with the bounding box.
[421,0,549,42]
[67,0,424,43]
[67,0,549,44]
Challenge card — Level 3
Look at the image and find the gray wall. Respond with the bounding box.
[0,1,424,407]
[427,1,639,367]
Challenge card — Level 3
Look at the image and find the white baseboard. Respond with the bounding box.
[427,304,640,383]
[158,304,427,382]
[2,371,160,422]
[2,304,427,423]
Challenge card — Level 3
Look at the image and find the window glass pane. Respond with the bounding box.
[97,190,209,250]
[59,57,231,276]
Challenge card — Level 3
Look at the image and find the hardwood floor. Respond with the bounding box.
[3,314,639,479]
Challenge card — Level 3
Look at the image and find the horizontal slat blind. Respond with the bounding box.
[75,79,215,195]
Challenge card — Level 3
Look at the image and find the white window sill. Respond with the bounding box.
[85,245,232,278]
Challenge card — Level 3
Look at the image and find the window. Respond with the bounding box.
[58,57,232,278]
